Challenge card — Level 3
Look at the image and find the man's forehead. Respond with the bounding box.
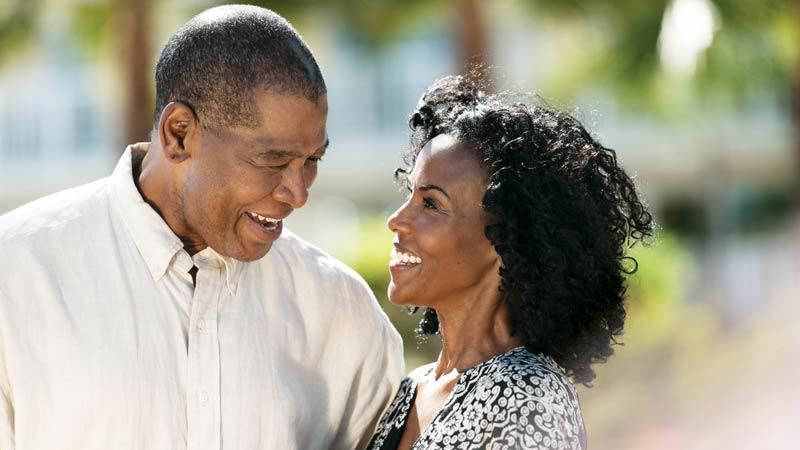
[228,90,329,154]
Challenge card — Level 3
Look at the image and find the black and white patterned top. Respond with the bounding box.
[366,347,587,450]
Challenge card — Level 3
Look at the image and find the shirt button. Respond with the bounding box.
[197,319,205,331]
[199,391,209,403]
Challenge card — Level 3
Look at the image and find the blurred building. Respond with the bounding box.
[0,0,796,317]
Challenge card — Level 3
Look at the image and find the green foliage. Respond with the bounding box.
[0,0,39,64]
[339,213,393,295]
[524,0,798,114]
[327,0,439,47]
[627,231,688,306]
[624,231,691,345]
[69,3,115,56]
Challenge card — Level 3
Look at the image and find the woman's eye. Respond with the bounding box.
[423,198,438,210]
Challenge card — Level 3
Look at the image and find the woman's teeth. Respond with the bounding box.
[247,211,280,229]
[390,248,422,265]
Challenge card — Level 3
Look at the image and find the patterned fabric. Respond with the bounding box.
[367,347,587,450]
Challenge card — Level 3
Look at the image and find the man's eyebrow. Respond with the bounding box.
[257,149,305,159]
[419,184,450,199]
[256,139,329,159]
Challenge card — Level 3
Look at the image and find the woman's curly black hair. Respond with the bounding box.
[398,75,654,385]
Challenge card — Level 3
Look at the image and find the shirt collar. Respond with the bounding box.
[192,247,243,297]
[109,143,243,295]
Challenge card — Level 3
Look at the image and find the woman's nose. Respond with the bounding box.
[386,200,411,233]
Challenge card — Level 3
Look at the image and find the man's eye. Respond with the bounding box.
[305,157,322,166]
[271,163,290,170]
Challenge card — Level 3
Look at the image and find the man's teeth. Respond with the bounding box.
[390,248,422,264]
[247,212,280,225]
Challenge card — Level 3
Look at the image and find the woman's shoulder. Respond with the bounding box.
[406,361,436,382]
[383,362,434,409]
[475,346,574,390]
[461,347,586,448]
[471,348,582,410]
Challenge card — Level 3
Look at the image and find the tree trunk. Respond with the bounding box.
[452,0,492,89]
[793,59,800,201]
[792,2,800,202]
[115,0,152,150]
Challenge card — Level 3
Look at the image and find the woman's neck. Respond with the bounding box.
[432,286,522,379]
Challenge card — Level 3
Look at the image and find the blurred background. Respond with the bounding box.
[1,0,799,448]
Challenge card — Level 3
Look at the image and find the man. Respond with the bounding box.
[0,5,403,450]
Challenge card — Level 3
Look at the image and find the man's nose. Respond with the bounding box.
[273,166,309,209]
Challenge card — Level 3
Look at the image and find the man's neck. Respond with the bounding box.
[131,146,148,200]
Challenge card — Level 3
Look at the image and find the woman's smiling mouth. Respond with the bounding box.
[389,248,422,274]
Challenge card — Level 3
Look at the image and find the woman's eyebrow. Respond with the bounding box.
[418,184,450,199]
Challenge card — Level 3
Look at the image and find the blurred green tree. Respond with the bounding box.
[522,0,800,192]
[0,0,153,147]
[3,0,797,172]
[0,0,39,62]
[1,0,489,147]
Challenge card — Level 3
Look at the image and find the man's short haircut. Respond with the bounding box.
[153,5,326,130]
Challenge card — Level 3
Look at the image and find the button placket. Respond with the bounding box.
[186,257,223,450]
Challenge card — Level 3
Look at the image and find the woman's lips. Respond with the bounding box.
[389,247,422,275]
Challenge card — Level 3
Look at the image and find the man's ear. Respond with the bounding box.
[157,102,198,163]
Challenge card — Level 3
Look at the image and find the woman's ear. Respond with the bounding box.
[156,102,198,163]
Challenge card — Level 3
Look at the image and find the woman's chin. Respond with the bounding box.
[386,282,413,306]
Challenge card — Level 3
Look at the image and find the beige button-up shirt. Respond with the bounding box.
[0,145,404,450]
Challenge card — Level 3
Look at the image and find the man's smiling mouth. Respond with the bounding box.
[246,211,281,231]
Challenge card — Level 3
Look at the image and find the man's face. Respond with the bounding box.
[176,89,328,261]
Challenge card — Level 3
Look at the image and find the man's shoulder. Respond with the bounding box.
[265,228,392,325]
[0,177,112,244]
[270,228,369,288]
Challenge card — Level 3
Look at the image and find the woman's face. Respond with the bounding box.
[386,134,500,308]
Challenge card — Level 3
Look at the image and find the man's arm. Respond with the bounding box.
[0,293,14,450]
[330,278,405,450]
[0,374,12,450]
[349,321,404,450]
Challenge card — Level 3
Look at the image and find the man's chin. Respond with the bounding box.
[235,242,273,262]
[213,240,273,262]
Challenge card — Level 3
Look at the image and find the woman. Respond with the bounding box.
[367,75,653,450]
